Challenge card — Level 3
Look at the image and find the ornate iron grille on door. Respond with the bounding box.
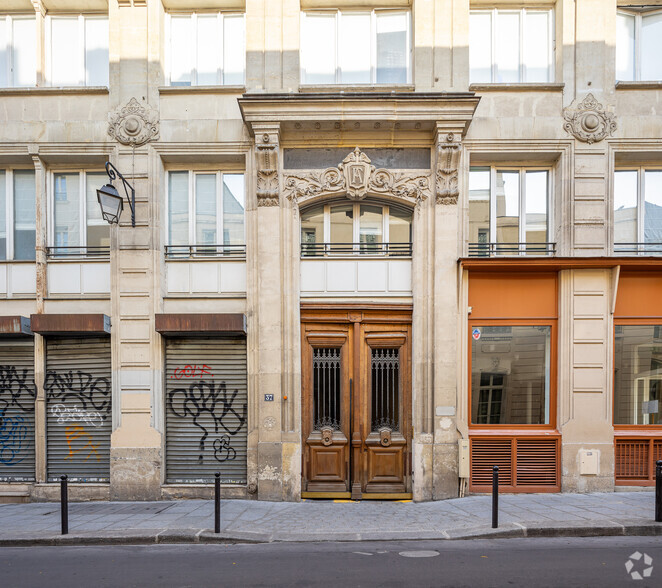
[313,348,341,430]
[371,348,400,431]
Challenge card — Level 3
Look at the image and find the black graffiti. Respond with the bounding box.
[0,411,27,466]
[168,380,246,463]
[0,365,36,414]
[213,435,236,463]
[44,370,111,415]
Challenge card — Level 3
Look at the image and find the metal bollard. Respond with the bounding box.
[214,472,221,534]
[656,460,662,523]
[60,475,68,535]
[492,465,499,529]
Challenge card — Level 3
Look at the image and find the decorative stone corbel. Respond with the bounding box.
[435,131,462,205]
[562,93,616,144]
[107,98,160,147]
[255,127,280,207]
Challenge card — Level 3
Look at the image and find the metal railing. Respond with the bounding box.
[165,244,247,259]
[301,242,413,257]
[468,242,556,257]
[47,246,110,260]
[614,242,662,255]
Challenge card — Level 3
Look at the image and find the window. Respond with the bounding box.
[0,169,36,261]
[469,167,551,255]
[50,172,109,255]
[0,15,36,87]
[470,9,553,83]
[471,325,551,425]
[617,9,662,81]
[614,325,662,425]
[166,13,245,86]
[300,10,410,85]
[166,171,245,256]
[47,15,108,87]
[614,168,662,253]
[300,201,412,256]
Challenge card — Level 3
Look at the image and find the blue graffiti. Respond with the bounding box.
[0,411,27,466]
[0,365,35,467]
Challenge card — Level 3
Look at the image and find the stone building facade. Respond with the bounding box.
[1,0,661,502]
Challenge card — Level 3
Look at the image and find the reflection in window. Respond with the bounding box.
[617,10,662,81]
[0,16,37,87]
[471,325,551,425]
[614,325,662,425]
[0,170,36,261]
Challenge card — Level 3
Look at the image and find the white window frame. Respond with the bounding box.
[165,12,246,86]
[614,167,662,250]
[0,15,37,88]
[45,14,109,87]
[469,8,554,83]
[165,170,246,249]
[617,8,662,81]
[0,168,36,261]
[300,9,412,85]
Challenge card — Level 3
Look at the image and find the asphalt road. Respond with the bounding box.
[1,536,660,588]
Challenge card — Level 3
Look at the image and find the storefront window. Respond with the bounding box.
[614,325,662,425]
[471,325,551,425]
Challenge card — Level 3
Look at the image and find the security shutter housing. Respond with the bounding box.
[45,337,111,482]
[165,337,248,484]
[0,340,36,481]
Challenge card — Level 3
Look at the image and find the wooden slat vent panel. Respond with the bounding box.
[470,439,513,486]
[516,439,558,486]
[615,440,649,480]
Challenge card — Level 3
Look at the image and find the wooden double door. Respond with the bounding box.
[301,307,412,499]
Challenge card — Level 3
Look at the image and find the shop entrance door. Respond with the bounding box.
[301,308,411,499]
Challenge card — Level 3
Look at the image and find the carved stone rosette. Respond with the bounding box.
[107,97,160,147]
[256,132,280,207]
[283,147,431,207]
[435,133,461,205]
[562,93,616,144]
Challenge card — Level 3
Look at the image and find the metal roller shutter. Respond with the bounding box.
[165,337,248,484]
[45,337,111,482]
[0,340,36,481]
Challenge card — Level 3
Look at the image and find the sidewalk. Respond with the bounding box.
[1,492,661,546]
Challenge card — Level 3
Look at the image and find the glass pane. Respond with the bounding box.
[14,171,35,259]
[85,18,108,86]
[471,325,551,425]
[616,13,635,81]
[329,204,353,252]
[313,348,341,430]
[644,170,662,249]
[525,171,548,250]
[495,171,520,249]
[641,13,662,81]
[388,207,411,254]
[85,172,109,249]
[523,11,550,82]
[197,16,220,86]
[469,12,492,83]
[359,204,383,253]
[223,174,244,247]
[301,14,335,84]
[339,13,370,83]
[195,174,216,246]
[223,15,245,85]
[168,171,189,246]
[469,168,491,253]
[170,16,192,85]
[0,19,7,87]
[614,170,638,245]
[13,17,36,87]
[0,170,5,259]
[614,325,662,425]
[495,12,520,82]
[371,348,400,431]
[51,18,80,86]
[300,205,324,256]
[376,11,408,84]
[54,173,80,249]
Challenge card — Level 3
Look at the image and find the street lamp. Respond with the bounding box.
[97,162,135,227]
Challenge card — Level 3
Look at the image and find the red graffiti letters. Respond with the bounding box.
[171,365,214,379]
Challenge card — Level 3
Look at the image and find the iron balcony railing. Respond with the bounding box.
[614,242,662,255]
[165,244,247,259]
[468,242,556,257]
[301,242,413,257]
[46,246,110,260]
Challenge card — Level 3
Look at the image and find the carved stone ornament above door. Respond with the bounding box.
[107,97,160,147]
[562,93,616,144]
[283,147,431,207]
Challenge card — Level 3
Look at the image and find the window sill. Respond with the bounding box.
[298,84,415,94]
[0,86,109,96]
[469,82,564,92]
[616,80,662,90]
[158,85,246,95]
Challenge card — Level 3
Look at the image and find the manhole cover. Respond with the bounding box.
[398,551,439,558]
